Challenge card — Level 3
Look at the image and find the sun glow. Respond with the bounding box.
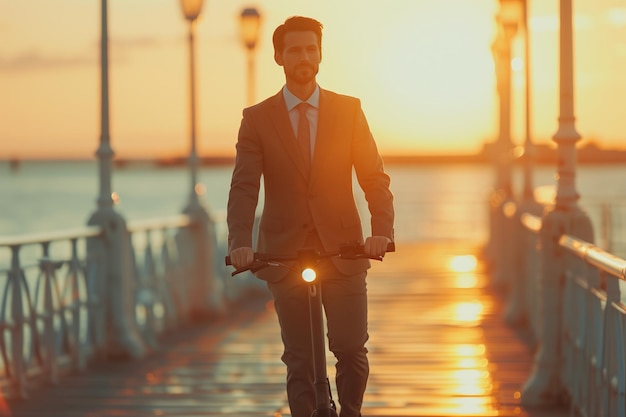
[365,4,497,153]
[2,1,626,159]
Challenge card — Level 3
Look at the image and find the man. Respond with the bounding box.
[227,16,394,417]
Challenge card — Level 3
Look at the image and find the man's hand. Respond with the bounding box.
[229,246,254,270]
[364,236,392,258]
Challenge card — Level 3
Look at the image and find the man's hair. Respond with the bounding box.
[272,16,323,55]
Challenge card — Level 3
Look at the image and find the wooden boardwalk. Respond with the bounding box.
[5,242,569,417]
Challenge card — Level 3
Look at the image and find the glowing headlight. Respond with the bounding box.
[302,268,316,283]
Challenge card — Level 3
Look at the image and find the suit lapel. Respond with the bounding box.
[268,91,310,180]
[310,89,338,185]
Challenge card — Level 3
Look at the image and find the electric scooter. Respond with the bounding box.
[226,241,395,417]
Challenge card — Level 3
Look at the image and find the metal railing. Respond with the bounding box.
[0,226,103,398]
[560,234,626,417]
[126,215,194,348]
[498,201,626,415]
[0,212,261,399]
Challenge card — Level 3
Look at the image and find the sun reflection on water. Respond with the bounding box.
[449,255,477,272]
[455,273,478,288]
[449,254,480,289]
[454,301,484,325]
[456,343,485,356]
[451,342,494,414]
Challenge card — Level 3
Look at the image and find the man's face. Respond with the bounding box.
[275,31,321,85]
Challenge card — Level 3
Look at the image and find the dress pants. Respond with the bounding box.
[267,233,369,417]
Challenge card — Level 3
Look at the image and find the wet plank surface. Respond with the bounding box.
[5,242,568,417]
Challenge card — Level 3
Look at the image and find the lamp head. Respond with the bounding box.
[498,0,523,36]
[239,7,262,50]
[180,0,204,21]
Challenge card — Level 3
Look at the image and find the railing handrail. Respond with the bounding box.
[559,234,626,280]
[0,215,196,248]
[520,212,542,233]
[517,209,625,279]
[0,226,103,247]
[126,214,193,233]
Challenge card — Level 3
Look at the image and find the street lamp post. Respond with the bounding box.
[239,7,262,106]
[487,0,523,284]
[552,0,582,211]
[497,0,523,200]
[180,0,205,210]
[178,0,224,317]
[521,0,594,407]
[87,0,146,360]
[520,0,535,202]
[501,0,544,327]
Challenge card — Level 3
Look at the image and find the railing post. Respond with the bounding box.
[86,218,146,359]
[39,241,59,385]
[521,0,594,407]
[157,228,178,328]
[69,238,86,370]
[86,0,145,359]
[525,225,542,339]
[181,207,224,318]
[504,203,527,326]
[8,246,27,398]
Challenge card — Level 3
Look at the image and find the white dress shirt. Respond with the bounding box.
[283,85,320,158]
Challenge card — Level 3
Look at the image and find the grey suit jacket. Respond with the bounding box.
[227,88,394,282]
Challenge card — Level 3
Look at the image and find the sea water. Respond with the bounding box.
[1,160,625,253]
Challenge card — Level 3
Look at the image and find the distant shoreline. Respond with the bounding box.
[147,144,626,167]
[4,142,626,168]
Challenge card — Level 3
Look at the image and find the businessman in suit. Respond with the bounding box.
[227,16,394,417]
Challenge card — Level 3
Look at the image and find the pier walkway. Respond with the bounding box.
[5,242,568,417]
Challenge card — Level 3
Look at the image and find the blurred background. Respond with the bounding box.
[1,0,625,161]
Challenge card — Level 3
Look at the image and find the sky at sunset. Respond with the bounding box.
[1,0,625,160]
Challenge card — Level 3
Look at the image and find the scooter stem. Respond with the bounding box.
[308,281,333,412]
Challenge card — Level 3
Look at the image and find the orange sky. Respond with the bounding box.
[1,0,625,159]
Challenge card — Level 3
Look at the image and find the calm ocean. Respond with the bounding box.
[1,160,625,256]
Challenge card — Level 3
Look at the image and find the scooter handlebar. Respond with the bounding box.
[224,241,395,274]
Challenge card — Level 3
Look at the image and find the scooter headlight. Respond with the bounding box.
[301,268,316,283]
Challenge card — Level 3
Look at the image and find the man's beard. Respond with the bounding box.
[285,64,318,85]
